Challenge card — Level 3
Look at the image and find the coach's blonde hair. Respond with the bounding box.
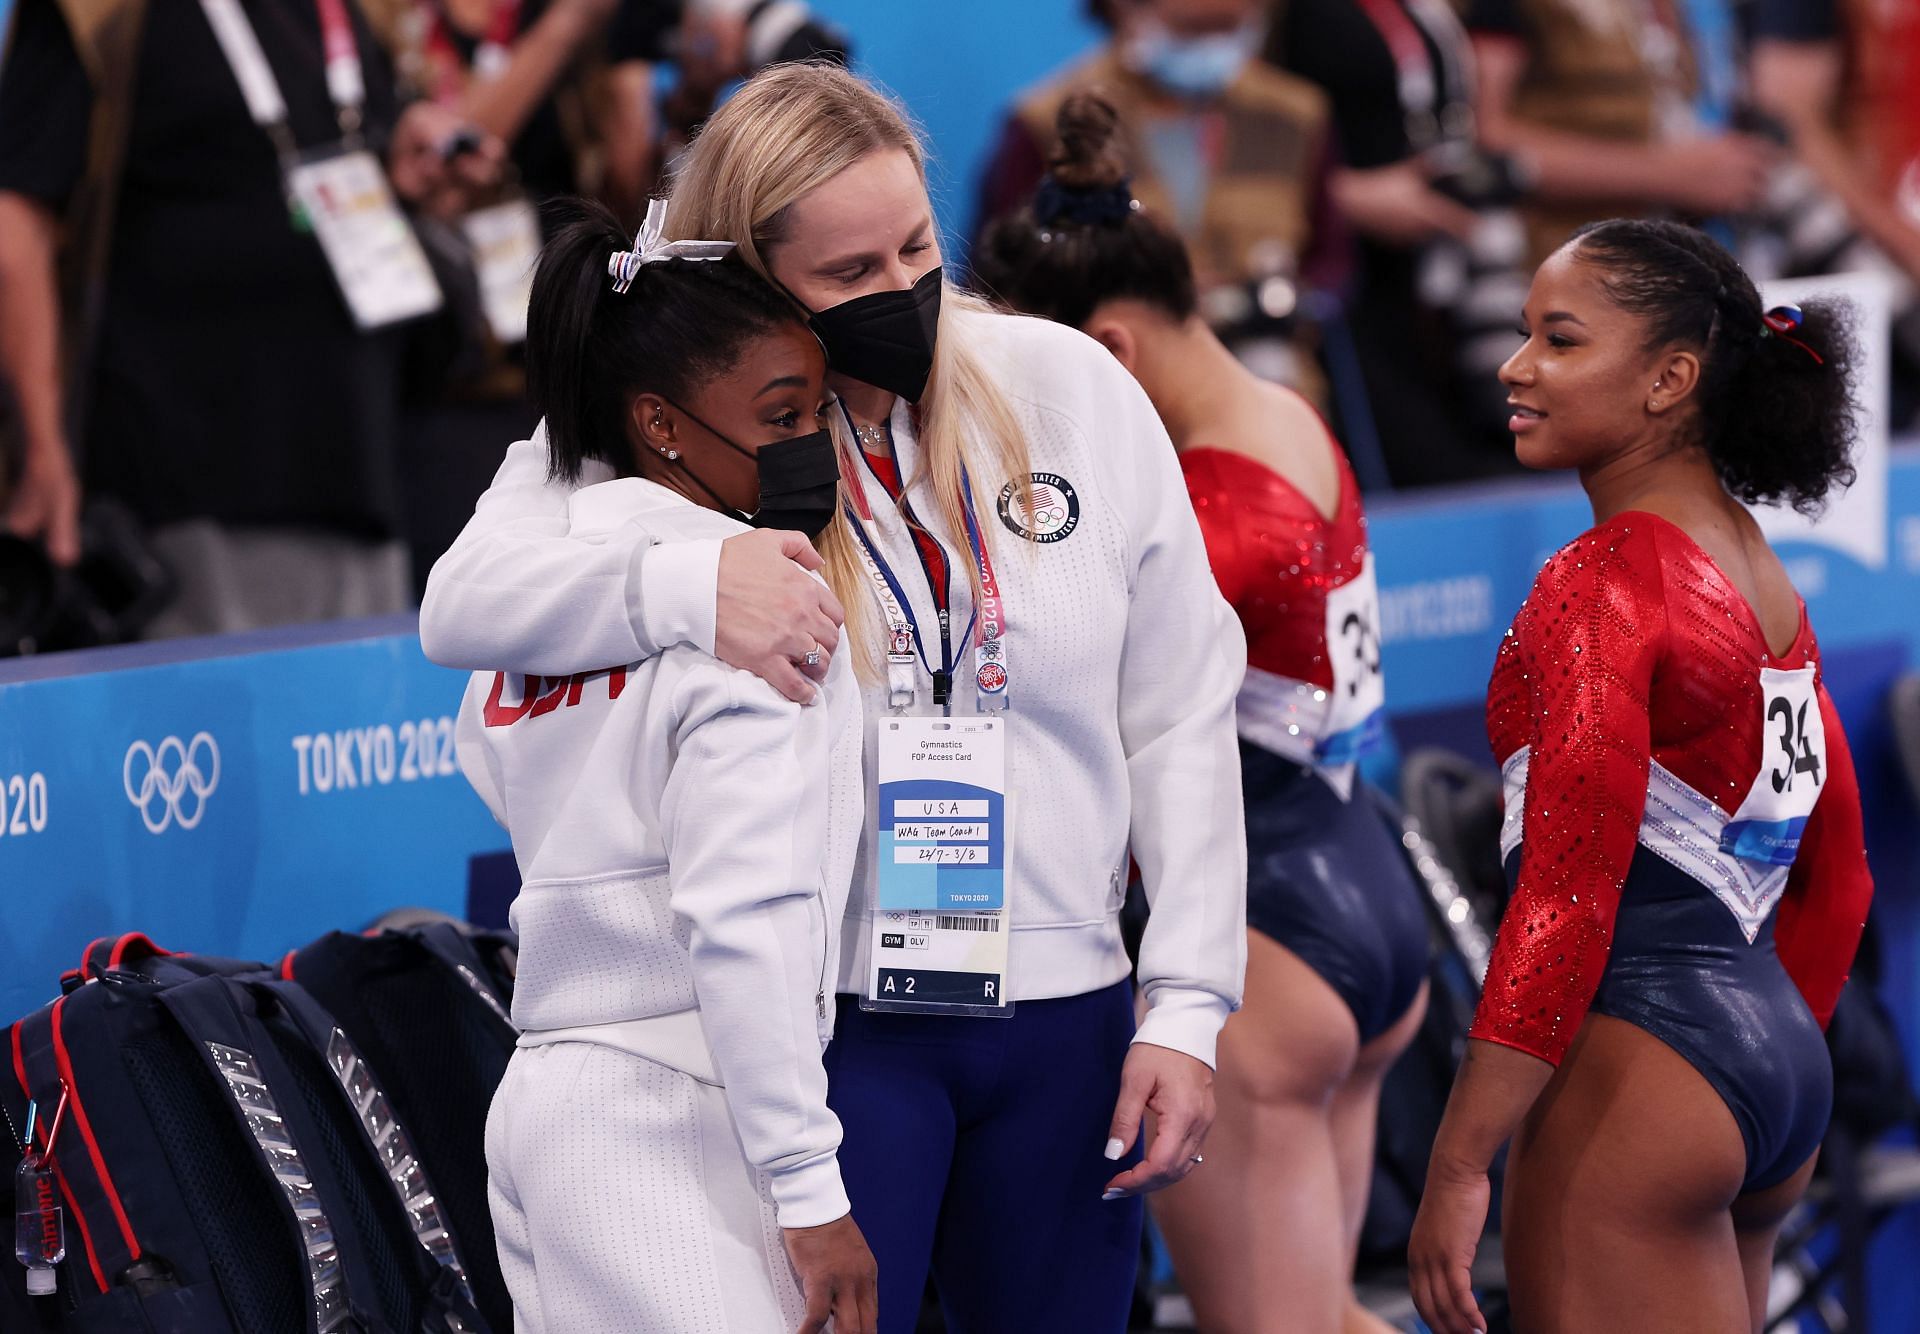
[664,63,1032,677]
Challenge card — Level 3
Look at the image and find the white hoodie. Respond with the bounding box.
[427,310,1249,1067]
[455,478,863,1229]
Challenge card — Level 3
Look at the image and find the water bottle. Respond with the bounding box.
[14,1151,63,1297]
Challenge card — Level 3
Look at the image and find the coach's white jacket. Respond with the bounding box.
[455,478,863,1229]
[430,310,1248,1068]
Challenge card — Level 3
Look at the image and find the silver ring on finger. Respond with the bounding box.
[802,643,823,668]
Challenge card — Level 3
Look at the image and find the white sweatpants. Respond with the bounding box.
[485,1042,807,1333]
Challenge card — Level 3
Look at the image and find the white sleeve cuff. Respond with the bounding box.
[1132,989,1234,1070]
[766,1151,852,1230]
[631,537,724,657]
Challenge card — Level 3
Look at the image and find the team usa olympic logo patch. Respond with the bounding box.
[998,472,1080,543]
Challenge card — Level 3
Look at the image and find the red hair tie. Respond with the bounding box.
[1761,303,1824,366]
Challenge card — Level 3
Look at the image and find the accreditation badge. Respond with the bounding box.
[461,195,542,344]
[864,715,1012,1016]
[286,148,444,330]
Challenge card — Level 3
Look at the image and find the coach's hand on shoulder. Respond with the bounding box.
[1100,1042,1216,1199]
[717,530,846,705]
[784,1213,877,1334]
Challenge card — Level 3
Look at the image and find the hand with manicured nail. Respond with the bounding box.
[1099,1043,1213,1199]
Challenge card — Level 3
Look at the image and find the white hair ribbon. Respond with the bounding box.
[608,197,736,294]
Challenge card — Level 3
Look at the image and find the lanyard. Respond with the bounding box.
[1353,0,1474,150]
[200,0,366,151]
[840,419,1008,714]
[960,473,1010,713]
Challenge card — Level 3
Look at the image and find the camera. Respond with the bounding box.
[0,499,175,657]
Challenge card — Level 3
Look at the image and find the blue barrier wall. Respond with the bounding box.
[0,617,504,1020]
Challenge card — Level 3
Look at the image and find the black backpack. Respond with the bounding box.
[281,923,519,1334]
[3,949,488,1333]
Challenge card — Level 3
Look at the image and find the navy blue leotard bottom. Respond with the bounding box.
[1242,741,1430,1043]
[1504,843,1832,1191]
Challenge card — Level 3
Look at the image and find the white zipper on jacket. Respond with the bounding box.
[815,890,831,1028]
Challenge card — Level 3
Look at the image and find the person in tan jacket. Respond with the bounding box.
[973,0,1338,392]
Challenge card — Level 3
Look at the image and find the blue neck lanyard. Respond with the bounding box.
[842,412,983,709]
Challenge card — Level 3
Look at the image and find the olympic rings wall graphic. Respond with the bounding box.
[122,733,222,834]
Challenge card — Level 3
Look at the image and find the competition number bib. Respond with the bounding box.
[1318,554,1386,765]
[865,717,1012,1016]
[1721,665,1827,865]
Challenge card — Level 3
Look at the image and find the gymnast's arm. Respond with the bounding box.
[1410,532,1667,1333]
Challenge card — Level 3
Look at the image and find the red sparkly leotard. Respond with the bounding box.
[1182,440,1386,775]
[1473,512,1873,1186]
[1181,437,1428,1042]
[1181,444,1370,691]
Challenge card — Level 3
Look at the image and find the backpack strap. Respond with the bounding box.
[262,976,483,1316]
[157,976,377,1334]
[405,924,516,1032]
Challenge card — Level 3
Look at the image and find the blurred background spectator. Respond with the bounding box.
[370,0,852,589]
[974,0,1340,397]
[3,0,1918,651]
[0,0,501,643]
[1266,0,1533,487]
[635,0,850,196]
[1463,0,1780,269]
[364,0,640,594]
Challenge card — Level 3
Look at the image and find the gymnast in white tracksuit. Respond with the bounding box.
[456,202,877,1333]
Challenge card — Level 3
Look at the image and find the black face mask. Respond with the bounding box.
[749,429,841,538]
[804,266,943,403]
[663,403,841,540]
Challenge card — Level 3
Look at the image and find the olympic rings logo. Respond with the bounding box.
[123,733,221,834]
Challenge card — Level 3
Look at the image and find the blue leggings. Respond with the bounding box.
[822,982,1145,1333]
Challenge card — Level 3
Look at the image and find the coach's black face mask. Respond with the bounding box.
[803,267,944,403]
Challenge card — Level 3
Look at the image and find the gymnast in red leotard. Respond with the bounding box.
[1409,219,1874,1334]
[976,93,1431,1334]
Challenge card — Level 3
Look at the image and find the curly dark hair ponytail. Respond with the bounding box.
[1568,218,1860,515]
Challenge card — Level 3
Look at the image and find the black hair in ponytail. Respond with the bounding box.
[971,92,1197,330]
[1568,218,1861,515]
[526,198,804,483]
